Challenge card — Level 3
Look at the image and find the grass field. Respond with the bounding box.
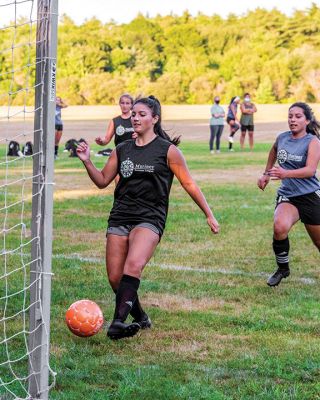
[1,141,320,399]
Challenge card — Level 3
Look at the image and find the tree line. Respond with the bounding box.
[1,4,320,105]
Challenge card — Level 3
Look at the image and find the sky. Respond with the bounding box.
[1,0,320,25]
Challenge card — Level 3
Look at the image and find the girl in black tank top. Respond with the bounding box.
[95,94,135,147]
[77,96,220,340]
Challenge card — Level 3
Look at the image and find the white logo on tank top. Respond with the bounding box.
[116,125,126,136]
[120,158,155,177]
[278,149,303,164]
[277,149,288,164]
[120,158,134,178]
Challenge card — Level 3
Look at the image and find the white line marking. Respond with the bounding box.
[53,254,316,285]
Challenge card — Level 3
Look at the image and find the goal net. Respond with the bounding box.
[0,0,57,398]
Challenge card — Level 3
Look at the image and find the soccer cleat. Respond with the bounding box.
[210,150,214,154]
[228,136,234,143]
[107,320,140,340]
[267,268,290,287]
[133,314,152,329]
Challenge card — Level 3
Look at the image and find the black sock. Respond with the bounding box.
[273,237,290,270]
[54,145,58,156]
[130,296,146,321]
[113,274,140,322]
[229,142,233,150]
[112,287,145,321]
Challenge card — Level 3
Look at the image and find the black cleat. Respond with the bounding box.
[267,268,290,287]
[133,314,152,330]
[107,320,140,340]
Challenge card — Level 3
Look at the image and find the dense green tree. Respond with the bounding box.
[2,5,320,104]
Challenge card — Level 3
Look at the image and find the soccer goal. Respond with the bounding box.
[0,1,58,398]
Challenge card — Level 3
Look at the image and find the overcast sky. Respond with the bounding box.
[1,0,320,25]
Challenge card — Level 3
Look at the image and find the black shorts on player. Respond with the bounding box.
[275,191,320,225]
[55,124,63,131]
[241,124,254,132]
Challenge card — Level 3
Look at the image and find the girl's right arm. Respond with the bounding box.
[167,145,219,234]
[257,143,277,191]
[95,120,115,146]
[77,141,118,189]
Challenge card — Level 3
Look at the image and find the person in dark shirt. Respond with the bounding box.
[240,93,257,151]
[258,102,320,287]
[55,96,68,159]
[77,96,220,340]
[95,94,135,147]
[226,96,241,151]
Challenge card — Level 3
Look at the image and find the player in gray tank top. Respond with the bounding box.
[77,96,220,340]
[258,102,320,287]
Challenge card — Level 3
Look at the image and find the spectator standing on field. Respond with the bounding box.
[226,96,241,151]
[240,93,257,151]
[209,96,225,154]
[55,96,68,159]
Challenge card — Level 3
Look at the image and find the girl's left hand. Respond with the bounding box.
[207,216,220,234]
[268,166,288,180]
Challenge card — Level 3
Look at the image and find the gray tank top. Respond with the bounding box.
[276,131,320,197]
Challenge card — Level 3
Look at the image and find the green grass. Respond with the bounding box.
[1,141,320,399]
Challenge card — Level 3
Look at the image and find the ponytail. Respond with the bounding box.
[289,102,320,138]
[133,96,181,146]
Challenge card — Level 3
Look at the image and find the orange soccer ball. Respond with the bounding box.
[65,299,104,337]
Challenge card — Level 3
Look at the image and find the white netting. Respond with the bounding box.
[0,0,55,398]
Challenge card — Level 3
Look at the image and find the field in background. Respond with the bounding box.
[2,104,319,145]
[45,139,320,400]
[1,119,288,145]
[2,104,320,122]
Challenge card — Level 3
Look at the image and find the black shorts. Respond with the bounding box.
[275,190,320,225]
[55,124,63,131]
[241,124,254,132]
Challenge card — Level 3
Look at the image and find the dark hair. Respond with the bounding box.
[119,93,133,105]
[244,93,250,97]
[289,102,320,138]
[133,95,180,146]
[229,96,240,105]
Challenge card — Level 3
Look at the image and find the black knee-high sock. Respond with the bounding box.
[112,287,146,321]
[130,296,146,321]
[229,142,233,150]
[54,145,58,156]
[273,237,290,270]
[113,274,140,322]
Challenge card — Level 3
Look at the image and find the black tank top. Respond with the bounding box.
[113,115,135,145]
[108,136,174,235]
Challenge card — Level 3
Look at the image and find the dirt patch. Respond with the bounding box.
[143,293,246,314]
[54,188,110,201]
[53,170,115,200]
[191,165,263,185]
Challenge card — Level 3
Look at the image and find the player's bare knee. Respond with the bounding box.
[273,222,289,239]
[123,259,143,278]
